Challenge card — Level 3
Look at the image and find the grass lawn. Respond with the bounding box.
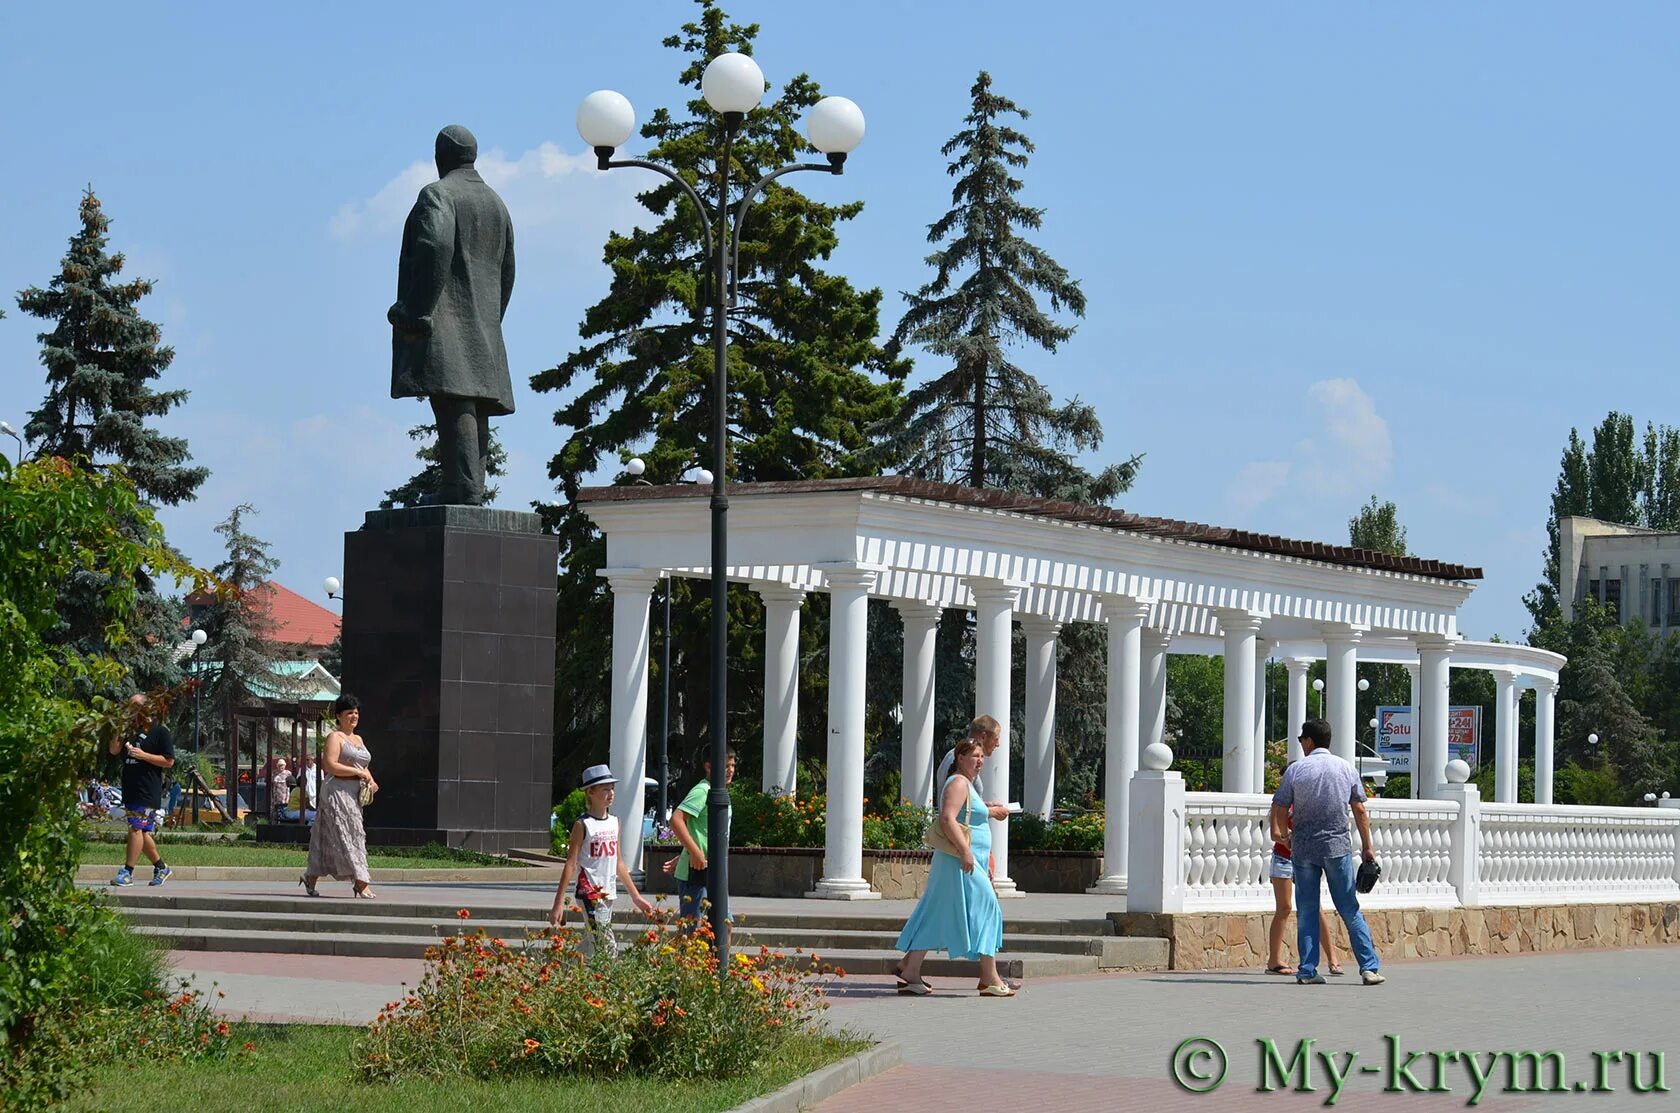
[79,842,521,871]
[64,1022,869,1113]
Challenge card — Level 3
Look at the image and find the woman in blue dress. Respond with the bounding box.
[894,739,1013,996]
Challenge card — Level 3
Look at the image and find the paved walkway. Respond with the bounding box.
[148,881,1680,1109]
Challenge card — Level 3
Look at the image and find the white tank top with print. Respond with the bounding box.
[575,813,620,904]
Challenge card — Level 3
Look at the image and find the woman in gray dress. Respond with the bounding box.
[302,694,378,898]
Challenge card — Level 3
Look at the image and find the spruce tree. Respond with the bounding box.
[18,189,206,504]
[879,71,1139,500]
[532,1,904,780]
[380,423,508,509]
[202,504,279,779]
[16,190,206,694]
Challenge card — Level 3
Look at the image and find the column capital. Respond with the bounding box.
[815,563,881,593]
[1531,675,1558,695]
[1319,621,1368,644]
[1414,634,1459,657]
[753,582,808,607]
[1214,608,1267,636]
[1100,592,1157,624]
[1018,613,1064,638]
[1284,655,1314,676]
[1141,627,1173,652]
[890,598,943,624]
[600,567,663,595]
[963,575,1026,607]
[1491,667,1520,688]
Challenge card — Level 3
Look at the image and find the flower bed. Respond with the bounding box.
[357,911,836,1082]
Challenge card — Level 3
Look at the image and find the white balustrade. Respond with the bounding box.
[1360,799,1458,908]
[1182,793,1274,911]
[1479,804,1680,905]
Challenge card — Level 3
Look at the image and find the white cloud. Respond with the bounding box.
[1224,377,1392,513]
[329,141,644,259]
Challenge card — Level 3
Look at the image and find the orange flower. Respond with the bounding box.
[457,908,472,920]
[242,1041,256,1052]
[215,1022,230,1036]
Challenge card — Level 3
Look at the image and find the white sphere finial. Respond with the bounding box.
[578,90,636,150]
[1141,741,1174,771]
[702,52,765,115]
[1444,759,1471,784]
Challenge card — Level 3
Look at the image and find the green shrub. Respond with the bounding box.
[729,785,824,848]
[551,789,588,857]
[861,796,932,850]
[356,915,832,1081]
[1012,811,1104,853]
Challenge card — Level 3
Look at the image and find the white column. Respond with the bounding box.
[1141,629,1172,750]
[756,584,805,797]
[1405,663,1421,798]
[1020,615,1062,820]
[604,569,659,882]
[892,600,941,809]
[1534,677,1557,805]
[1091,594,1152,894]
[1415,637,1455,798]
[1284,657,1311,763]
[1252,640,1271,791]
[969,577,1023,896]
[810,565,879,899]
[1218,610,1265,792]
[1493,669,1518,803]
[1322,623,1363,765]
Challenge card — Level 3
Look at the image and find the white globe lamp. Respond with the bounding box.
[191,628,208,647]
[324,576,341,600]
[626,457,647,477]
[808,96,865,157]
[701,52,765,115]
[1357,678,1370,692]
[578,90,636,155]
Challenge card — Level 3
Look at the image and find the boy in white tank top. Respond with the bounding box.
[549,765,654,956]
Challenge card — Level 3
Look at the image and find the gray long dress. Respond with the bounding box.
[306,738,372,884]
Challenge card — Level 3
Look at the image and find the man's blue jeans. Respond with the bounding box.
[1293,853,1381,978]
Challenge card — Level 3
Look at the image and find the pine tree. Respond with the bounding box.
[879,71,1139,500]
[1525,429,1593,632]
[18,189,206,504]
[531,1,904,781]
[202,504,279,775]
[1348,495,1408,556]
[380,423,508,509]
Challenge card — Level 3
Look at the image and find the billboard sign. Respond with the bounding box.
[1375,705,1481,772]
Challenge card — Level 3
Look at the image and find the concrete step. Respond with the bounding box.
[133,925,1105,976]
[105,890,1116,937]
[116,905,1162,968]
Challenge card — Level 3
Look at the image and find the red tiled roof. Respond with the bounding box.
[577,476,1482,582]
[186,580,341,647]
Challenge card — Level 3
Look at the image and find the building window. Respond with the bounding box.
[1669,579,1680,622]
[1605,579,1621,621]
[1588,579,1599,602]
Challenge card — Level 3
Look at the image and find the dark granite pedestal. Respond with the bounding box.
[340,506,558,853]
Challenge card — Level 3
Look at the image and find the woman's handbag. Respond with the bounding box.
[922,792,973,857]
[358,779,375,808]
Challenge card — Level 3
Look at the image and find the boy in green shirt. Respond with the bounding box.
[663,748,736,929]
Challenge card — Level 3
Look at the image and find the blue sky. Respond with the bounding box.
[2,2,1675,641]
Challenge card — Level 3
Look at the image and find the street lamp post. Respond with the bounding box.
[579,54,865,965]
[1312,677,1325,719]
[0,421,22,464]
[189,628,208,823]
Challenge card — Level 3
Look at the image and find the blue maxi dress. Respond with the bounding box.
[895,775,1004,961]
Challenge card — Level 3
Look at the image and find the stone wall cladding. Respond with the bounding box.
[1116,902,1680,970]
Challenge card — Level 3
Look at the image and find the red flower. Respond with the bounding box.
[456,908,472,920]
